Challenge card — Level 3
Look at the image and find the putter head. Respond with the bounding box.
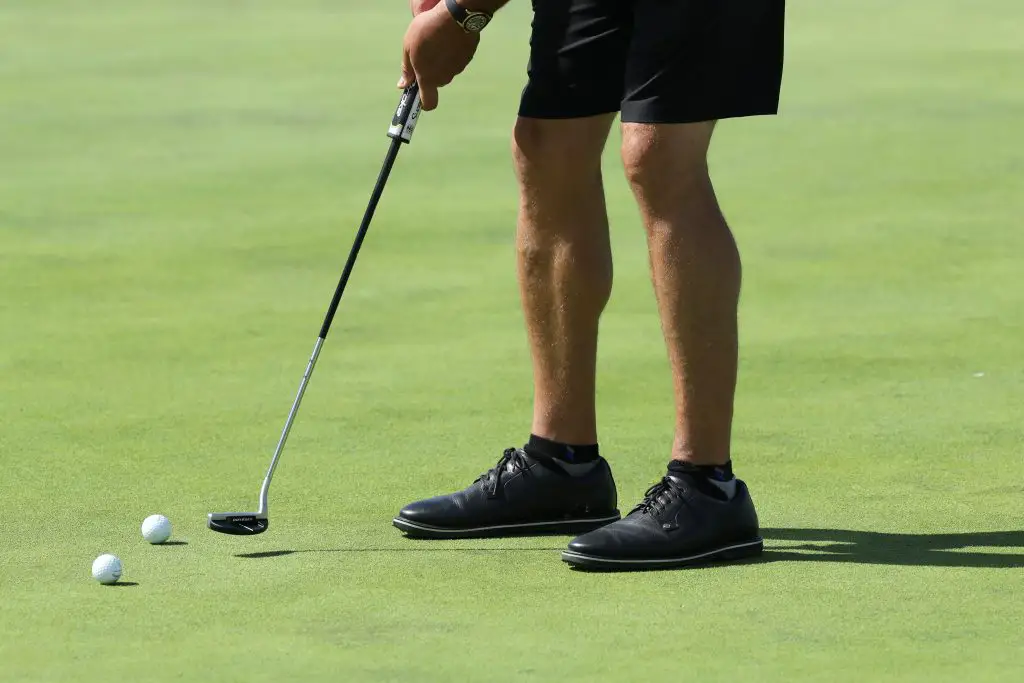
[207,512,269,535]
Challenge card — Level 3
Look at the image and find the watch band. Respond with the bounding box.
[445,0,492,33]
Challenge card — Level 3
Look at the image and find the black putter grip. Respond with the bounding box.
[387,83,422,143]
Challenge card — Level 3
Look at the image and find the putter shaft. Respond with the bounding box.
[210,84,423,531]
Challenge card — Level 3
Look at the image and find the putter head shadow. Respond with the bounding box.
[208,512,269,535]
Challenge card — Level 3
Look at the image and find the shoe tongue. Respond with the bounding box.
[665,474,692,491]
[662,475,696,499]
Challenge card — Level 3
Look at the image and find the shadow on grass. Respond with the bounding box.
[234,530,1024,569]
[159,541,188,546]
[236,547,562,558]
[106,582,140,587]
[761,528,1024,568]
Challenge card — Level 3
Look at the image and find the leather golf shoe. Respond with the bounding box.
[393,447,620,539]
[562,467,763,570]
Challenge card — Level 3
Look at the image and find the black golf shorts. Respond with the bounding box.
[518,0,786,123]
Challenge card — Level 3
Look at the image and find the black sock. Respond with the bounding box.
[666,460,736,500]
[525,434,600,465]
[667,459,733,480]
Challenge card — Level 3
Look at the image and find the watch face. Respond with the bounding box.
[464,13,490,32]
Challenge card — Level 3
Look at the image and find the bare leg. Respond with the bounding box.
[512,115,617,445]
[621,121,740,466]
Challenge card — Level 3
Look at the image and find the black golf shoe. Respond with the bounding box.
[392,447,620,539]
[561,468,763,570]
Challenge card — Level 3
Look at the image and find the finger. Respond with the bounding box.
[411,0,441,15]
[418,80,439,111]
[399,49,414,89]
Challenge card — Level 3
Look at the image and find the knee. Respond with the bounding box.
[621,124,712,198]
[512,117,607,188]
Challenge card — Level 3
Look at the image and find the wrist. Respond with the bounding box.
[457,0,509,12]
[444,0,495,33]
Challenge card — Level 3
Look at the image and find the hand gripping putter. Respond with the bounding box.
[207,85,423,535]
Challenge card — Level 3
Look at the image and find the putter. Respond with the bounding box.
[207,84,423,535]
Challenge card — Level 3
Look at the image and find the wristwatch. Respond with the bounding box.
[445,0,492,34]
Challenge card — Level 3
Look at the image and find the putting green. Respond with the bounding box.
[1,1,1021,681]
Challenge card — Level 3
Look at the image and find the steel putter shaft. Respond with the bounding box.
[207,84,422,536]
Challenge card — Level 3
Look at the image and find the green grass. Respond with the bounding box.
[2,0,1022,680]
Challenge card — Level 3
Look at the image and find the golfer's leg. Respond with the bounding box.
[513,115,615,446]
[618,0,785,468]
[512,0,630,454]
[391,0,629,539]
[562,0,784,569]
[622,122,738,465]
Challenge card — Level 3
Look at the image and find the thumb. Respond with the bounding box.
[399,48,414,88]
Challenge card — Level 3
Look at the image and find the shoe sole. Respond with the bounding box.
[392,513,621,540]
[560,537,764,571]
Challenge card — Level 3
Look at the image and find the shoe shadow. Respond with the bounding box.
[234,530,1024,569]
[236,547,563,559]
[761,528,1024,568]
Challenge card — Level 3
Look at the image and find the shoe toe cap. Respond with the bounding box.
[567,518,657,558]
[567,525,623,555]
[397,494,461,525]
[397,499,434,523]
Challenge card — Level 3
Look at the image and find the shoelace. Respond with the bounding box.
[631,476,685,516]
[475,447,531,497]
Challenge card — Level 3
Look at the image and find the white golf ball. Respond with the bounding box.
[92,554,123,585]
[141,514,172,544]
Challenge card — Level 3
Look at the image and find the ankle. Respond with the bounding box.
[667,459,736,500]
[525,434,600,465]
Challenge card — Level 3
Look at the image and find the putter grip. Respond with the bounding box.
[387,83,422,143]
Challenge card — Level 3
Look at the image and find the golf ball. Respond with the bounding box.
[141,514,172,544]
[92,554,122,585]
